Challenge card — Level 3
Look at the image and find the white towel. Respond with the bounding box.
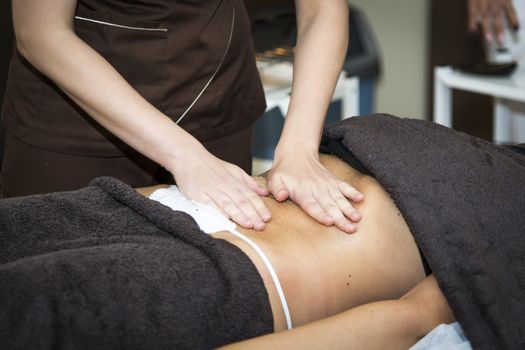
[149,186,236,234]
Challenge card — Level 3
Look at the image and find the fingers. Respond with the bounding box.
[504,1,520,30]
[298,193,334,227]
[468,0,480,32]
[201,197,231,219]
[267,156,365,233]
[245,174,269,197]
[173,151,272,231]
[213,166,271,231]
[339,182,364,203]
[319,184,360,233]
[294,182,362,234]
[296,188,356,234]
[240,184,272,223]
[206,187,268,231]
[471,0,519,43]
[269,175,290,202]
[494,12,505,43]
[319,197,357,234]
[330,185,361,223]
[482,14,494,42]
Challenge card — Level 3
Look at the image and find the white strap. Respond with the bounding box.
[149,186,292,329]
[226,229,293,330]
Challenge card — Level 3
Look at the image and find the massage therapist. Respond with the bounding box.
[1,0,362,233]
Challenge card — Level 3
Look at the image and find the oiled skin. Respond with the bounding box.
[138,154,426,332]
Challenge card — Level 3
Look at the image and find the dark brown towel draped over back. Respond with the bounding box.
[320,114,525,350]
[0,178,273,349]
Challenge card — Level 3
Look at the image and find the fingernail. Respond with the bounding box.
[262,214,271,222]
[325,216,334,224]
[345,223,356,233]
[498,33,505,44]
[354,193,364,201]
[485,32,493,42]
[351,211,361,221]
[253,222,265,231]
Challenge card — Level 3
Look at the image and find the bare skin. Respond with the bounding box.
[12,0,360,233]
[139,154,455,348]
[221,276,455,350]
[468,0,520,43]
[267,0,364,234]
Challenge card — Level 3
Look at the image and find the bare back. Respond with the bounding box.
[139,154,426,332]
[213,154,426,331]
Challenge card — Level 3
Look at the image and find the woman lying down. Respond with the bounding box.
[0,115,523,350]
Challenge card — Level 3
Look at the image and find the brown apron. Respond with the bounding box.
[1,0,266,196]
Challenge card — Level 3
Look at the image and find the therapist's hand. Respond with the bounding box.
[171,144,271,231]
[468,0,519,42]
[267,151,363,234]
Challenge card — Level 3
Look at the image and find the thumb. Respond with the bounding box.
[269,176,289,202]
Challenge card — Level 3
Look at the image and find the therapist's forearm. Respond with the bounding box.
[276,0,348,155]
[12,0,272,231]
[13,0,201,175]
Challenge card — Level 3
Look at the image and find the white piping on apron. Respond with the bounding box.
[175,7,236,125]
[74,16,168,32]
[75,8,235,125]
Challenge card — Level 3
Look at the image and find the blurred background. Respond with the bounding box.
[1,0,523,172]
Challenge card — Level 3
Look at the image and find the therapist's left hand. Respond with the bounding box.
[267,151,363,234]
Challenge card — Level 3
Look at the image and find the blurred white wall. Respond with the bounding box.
[350,0,430,119]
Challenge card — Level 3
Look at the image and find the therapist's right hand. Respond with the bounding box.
[170,144,271,231]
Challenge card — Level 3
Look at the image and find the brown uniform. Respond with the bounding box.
[0,0,266,197]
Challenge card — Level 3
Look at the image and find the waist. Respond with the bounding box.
[212,231,290,332]
[213,155,427,328]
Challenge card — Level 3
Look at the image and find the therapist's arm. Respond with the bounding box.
[12,0,271,230]
[220,275,456,350]
[268,0,363,234]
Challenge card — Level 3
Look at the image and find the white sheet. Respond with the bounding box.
[410,322,473,350]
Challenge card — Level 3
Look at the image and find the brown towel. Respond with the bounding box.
[0,177,273,349]
[321,114,525,350]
